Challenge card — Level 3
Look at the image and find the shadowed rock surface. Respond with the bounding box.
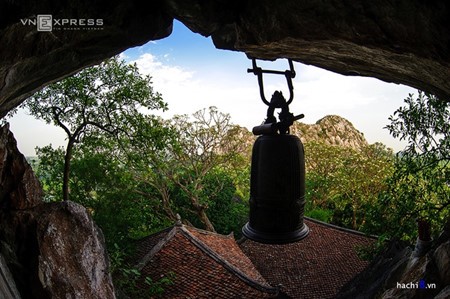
[0,1,449,118]
[336,220,450,299]
[0,124,116,299]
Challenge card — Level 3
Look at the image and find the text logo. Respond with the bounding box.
[396,280,436,290]
[37,15,52,32]
[20,15,104,32]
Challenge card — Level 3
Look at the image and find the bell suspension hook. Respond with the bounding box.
[248,58,304,135]
[247,58,296,106]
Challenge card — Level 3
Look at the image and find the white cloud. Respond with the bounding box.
[129,54,414,152]
[132,53,193,86]
[118,52,129,61]
[8,109,67,156]
[130,53,267,126]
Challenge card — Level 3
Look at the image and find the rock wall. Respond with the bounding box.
[0,124,116,298]
[292,115,368,149]
[0,252,21,299]
[336,220,450,299]
[0,0,172,117]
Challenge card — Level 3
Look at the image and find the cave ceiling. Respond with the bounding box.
[0,0,448,118]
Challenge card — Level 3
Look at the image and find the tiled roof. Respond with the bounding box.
[133,224,278,298]
[186,227,271,286]
[239,217,376,299]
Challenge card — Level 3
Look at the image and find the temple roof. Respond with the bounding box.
[132,224,278,298]
[132,217,376,298]
[239,217,376,299]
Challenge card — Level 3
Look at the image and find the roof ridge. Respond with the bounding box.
[304,217,378,239]
[136,226,174,243]
[179,226,279,295]
[135,226,178,271]
[184,225,234,239]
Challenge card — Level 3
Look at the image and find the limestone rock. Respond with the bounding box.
[380,253,440,299]
[182,0,450,100]
[337,222,450,299]
[0,253,21,299]
[0,124,116,298]
[292,115,368,149]
[435,285,450,299]
[0,1,173,118]
[0,124,43,209]
[36,201,116,299]
[434,240,450,286]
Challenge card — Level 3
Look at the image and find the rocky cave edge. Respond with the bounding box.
[0,124,116,298]
[0,1,449,298]
[0,0,449,118]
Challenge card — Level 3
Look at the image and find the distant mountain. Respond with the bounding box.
[291,115,368,149]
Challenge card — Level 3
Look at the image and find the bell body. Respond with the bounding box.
[242,134,309,244]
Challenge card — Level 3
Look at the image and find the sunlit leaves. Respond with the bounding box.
[304,141,394,230]
[23,56,166,140]
[386,91,449,161]
[367,91,450,242]
[23,56,167,201]
[123,107,251,232]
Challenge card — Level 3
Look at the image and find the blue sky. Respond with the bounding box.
[9,20,416,156]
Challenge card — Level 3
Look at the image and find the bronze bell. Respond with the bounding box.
[243,58,309,244]
[242,133,309,244]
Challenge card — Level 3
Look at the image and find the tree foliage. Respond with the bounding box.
[31,62,449,262]
[303,91,449,242]
[386,91,449,162]
[365,91,449,241]
[23,56,166,201]
[304,141,394,229]
[34,105,251,241]
[121,107,251,233]
[34,138,172,248]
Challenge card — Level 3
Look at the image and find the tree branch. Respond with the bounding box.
[51,106,72,138]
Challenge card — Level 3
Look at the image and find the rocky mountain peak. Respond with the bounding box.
[291,115,368,149]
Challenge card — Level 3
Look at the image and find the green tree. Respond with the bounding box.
[34,137,172,248]
[330,143,393,230]
[366,91,449,241]
[34,145,65,201]
[163,107,250,232]
[304,141,393,230]
[114,114,181,223]
[170,167,248,235]
[122,107,251,232]
[22,57,166,201]
[304,141,347,208]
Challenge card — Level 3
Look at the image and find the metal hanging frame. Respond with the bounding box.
[248,58,304,135]
[247,58,296,107]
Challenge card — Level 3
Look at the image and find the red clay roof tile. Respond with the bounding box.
[133,225,278,298]
[239,218,376,299]
[132,217,375,298]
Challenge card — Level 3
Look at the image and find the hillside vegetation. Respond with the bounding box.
[291,115,394,231]
[20,59,448,295]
